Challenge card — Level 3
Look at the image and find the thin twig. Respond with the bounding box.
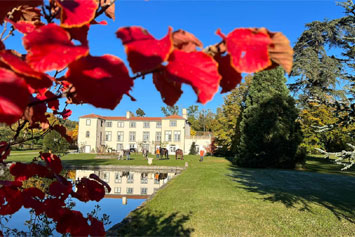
[2,26,14,42]
[0,21,8,40]
[95,0,116,18]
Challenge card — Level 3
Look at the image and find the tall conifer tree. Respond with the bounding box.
[236,67,303,168]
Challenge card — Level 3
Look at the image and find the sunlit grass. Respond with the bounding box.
[109,156,355,236]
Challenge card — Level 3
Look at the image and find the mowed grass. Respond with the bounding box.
[7,151,187,167]
[108,155,355,236]
[7,150,355,235]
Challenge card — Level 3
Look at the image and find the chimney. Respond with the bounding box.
[182,108,187,119]
[126,111,133,119]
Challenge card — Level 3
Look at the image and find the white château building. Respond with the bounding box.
[78,109,212,155]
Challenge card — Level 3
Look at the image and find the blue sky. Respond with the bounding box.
[8,0,346,120]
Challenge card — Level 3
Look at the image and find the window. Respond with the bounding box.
[100,120,104,127]
[143,132,150,142]
[143,122,150,128]
[114,187,121,194]
[86,131,90,138]
[141,174,148,184]
[129,122,136,128]
[129,143,135,149]
[170,145,176,153]
[156,121,162,128]
[115,172,122,183]
[106,121,112,127]
[155,132,161,142]
[174,131,181,142]
[117,131,124,142]
[170,120,177,127]
[127,188,133,194]
[117,143,123,151]
[86,119,91,126]
[117,121,124,128]
[141,188,148,195]
[127,173,134,183]
[129,132,136,142]
[103,172,110,182]
[165,131,172,142]
[105,131,112,141]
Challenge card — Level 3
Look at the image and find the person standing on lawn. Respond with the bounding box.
[199,149,205,162]
[156,147,160,159]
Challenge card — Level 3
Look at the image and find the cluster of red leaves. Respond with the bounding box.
[1,152,108,235]
[116,26,293,105]
[0,0,293,236]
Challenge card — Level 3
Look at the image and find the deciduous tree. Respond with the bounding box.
[136,108,146,117]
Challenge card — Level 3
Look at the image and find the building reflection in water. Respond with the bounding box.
[75,169,179,205]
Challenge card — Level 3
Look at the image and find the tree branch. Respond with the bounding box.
[95,0,116,18]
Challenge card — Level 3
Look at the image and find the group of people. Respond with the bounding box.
[117,147,206,161]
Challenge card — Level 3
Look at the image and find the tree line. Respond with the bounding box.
[212,0,355,169]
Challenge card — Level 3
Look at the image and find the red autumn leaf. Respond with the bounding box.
[57,0,98,28]
[99,0,115,20]
[165,50,221,104]
[116,26,173,73]
[22,187,45,215]
[0,180,22,187]
[23,23,89,72]
[0,141,10,162]
[172,29,203,52]
[72,178,105,202]
[0,41,4,50]
[10,162,52,181]
[10,5,42,23]
[217,28,272,73]
[214,54,242,93]
[23,97,49,128]
[41,152,63,174]
[89,216,105,236]
[61,109,72,120]
[49,181,72,199]
[52,125,73,143]
[56,210,90,236]
[89,173,111,193]
[43,199,66,220]
[66,25,89,46]
[66,20,108,46]
[0,186,23,215]
[66,55,133,109]
[0,67,30,125]
[0,0,42,25]
[54,109,72,120]
[36,90,59,111]
[0,50,52,90]
[267,30,293,74]
[6,19,42,34]
[153,69,182,106]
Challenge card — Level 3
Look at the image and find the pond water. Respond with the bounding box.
[1,166,182,235]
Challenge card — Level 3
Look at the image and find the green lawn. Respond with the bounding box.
[7,151,355,236]
[7,151,187,167]
[108,155,355,236]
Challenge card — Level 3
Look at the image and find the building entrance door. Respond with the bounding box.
[84,145,91,153]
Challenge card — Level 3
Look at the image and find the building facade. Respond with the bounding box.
[78,109,212,155]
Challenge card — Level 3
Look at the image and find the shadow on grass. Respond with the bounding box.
[228,166,355,223]
[107,210,194,236]
[304,156,355,176]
